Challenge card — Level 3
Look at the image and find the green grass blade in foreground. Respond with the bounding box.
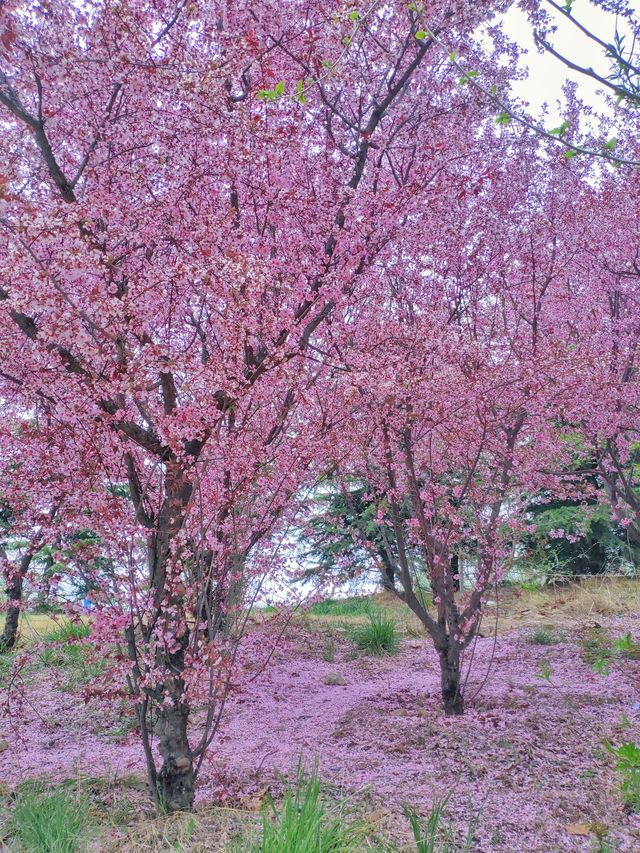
[10,784,88,853]
[257,758,363,853]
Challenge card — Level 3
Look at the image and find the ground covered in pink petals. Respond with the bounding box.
[2,620,640,852]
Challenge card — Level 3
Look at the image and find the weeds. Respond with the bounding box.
[350,610,399,656]
[42,621,91,644]
[404,794,477,853]
[604,739,640,812]
[527,626,562,645]
[38,623,104,690]
[256,759,363,853]
[9,782,89,852]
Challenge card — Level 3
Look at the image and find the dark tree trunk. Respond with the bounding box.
[378,546,396,591]
[145,462,196,813]
[0,552,32,653]
[156,698,194,812]
[450,553,460,592]
[438,643,463,715]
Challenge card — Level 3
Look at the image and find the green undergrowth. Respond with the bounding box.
[1,764,483,853]
[42,621,92,644]
[6,781,90,853]
[349,609,400,655]
[404,794,478,853]
[527,626,564,645]
[308,596,374,617]
[249,759,365,853]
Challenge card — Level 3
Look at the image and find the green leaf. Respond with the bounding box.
[564,148,579,159]
[349,10,359,20]
[274,80,285,97]
[342,35,351,46]
[415,30,427,40]
[448,49,457,62]
[603,136,617,150]
[564,0,573,12]
[458,70,478,86]
[295,80,307,105]
[495,111,511,126]
[549,119,570,137]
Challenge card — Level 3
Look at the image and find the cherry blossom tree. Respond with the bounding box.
[319,140,613,714]
[0,0,514,810]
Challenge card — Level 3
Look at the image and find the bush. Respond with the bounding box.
[256,760,362,853]
[350,610,399,656]
[9,783,88,853]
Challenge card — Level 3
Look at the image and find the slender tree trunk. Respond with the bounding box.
[0,552,32,653]
[438,642,463,715]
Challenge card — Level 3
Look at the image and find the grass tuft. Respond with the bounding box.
[256,759,363,853]
[527,626,563,645]
[404,794,477,853]
[350,609,399,656]
[9,783,89,853]
[321,635,336,662]
[42,621,91,644]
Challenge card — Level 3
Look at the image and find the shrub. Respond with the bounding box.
[351,610,399,656]
[9,783,88,853]
[256,760,362,853]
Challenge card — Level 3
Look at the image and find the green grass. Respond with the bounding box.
[255,760,364,853]
[42,621,91,644]
[38,622,104,690]
[404,795,477,853]
[350,609,399,656]
[308,597,373,617]
[8,783,89,852]
[527,626,563,645]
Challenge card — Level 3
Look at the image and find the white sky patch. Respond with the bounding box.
[502,0,639,121]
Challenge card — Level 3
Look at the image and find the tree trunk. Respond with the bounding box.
[378,546,396,591]
[0,577,21,652]
[0,552,32,653]
[156,698,194,812]
[438,643,463,715]
[450,553,460,592]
